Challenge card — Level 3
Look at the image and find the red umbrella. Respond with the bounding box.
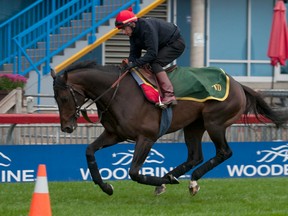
[267,0,288,66]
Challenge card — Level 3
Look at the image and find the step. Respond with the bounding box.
[36,42,67,55]
[59,26,96,35]
[49,34,78,48]
[82,9,114,21]
[3,64,13,72]
[103,0,130,6]
[50,34,73,43]
[71,20,92,28]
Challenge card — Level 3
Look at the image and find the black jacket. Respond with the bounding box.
[128,18,180,66]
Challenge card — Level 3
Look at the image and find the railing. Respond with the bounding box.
[0,114,287,145]
[0,89,23,114]
[1,0,140,76]
[0,0,70,68]
[259,89,288,107]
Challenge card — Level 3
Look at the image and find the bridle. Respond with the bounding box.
[54,68,131,124]
[67,85,88,119]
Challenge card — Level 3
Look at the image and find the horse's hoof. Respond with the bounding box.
[102,183,114,196]
[154,184,166,195]
[168,174,179,184]
[189,180,200,196]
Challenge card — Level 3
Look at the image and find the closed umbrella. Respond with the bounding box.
[267,0,288,66]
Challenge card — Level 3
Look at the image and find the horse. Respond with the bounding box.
[51,61,288,196]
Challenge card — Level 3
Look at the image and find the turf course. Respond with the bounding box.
[1,178,287,216]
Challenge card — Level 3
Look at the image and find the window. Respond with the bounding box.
[207,0,278,81]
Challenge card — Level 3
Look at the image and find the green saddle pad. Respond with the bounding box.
[167,67,230,102]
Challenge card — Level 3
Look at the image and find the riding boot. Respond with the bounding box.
[155,71,177,107]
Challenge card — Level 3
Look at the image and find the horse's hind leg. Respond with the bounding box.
[155,120,205,195]
[190,125,232,194]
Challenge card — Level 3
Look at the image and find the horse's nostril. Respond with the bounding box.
[62,127,73,133]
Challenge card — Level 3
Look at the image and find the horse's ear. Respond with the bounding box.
[64,71,68,82]
[50,68,56,79]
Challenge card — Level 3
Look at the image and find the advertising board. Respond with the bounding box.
[1,141,288,183]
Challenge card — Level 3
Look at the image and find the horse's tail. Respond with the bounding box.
[241,84,288,128]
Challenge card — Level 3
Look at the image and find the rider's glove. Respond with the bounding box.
[121,58,136,71]
[126,62,136,71]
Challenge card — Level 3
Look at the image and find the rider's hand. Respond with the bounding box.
[126,62,135,71]
[122,58,129,65]
[121,58,136,71]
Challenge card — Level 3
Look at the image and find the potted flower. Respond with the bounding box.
[0,74,27,101]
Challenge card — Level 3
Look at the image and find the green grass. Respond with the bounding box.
[0,178,287,216]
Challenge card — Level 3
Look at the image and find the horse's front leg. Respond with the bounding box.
[129,135,179,186]
[86,130,122,196]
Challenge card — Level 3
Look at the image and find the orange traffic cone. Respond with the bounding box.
[29,164,52,216]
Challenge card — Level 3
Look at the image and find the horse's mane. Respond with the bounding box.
[64,60,119,73]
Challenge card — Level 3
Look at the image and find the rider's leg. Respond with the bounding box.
[151,37,185,107]
[155,71,177,106]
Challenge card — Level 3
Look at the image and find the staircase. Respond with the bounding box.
[0,89,23,113]
[1,0,143,76]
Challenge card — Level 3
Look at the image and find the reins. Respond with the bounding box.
[78,68,131,123]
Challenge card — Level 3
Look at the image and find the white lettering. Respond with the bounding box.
[0,170,36,183]
[1,170,5,182]
[285,164,288,175]
[112,168,127,180]
[100,168,112,180]
[80,168,90,180]
[244,165,257,177]
[141,167,154,176]
[257,165,269,176]
[227,165,244,177]
[80,167,176,181]
[227,164,288,177]
[22,170,34,182]
[271,164,283,176]
[7,170,21,182]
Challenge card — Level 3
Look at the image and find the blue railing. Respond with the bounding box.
[0,0,70,68]
[1,0,140,77]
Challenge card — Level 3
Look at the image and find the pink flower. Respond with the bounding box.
[0,74,27,90]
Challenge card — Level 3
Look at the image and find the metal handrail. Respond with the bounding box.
[0,0,70,66]
[11,0,140,76]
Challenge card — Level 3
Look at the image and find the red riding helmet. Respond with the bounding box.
[115,7,138,29]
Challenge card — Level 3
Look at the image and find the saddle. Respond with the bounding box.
[135,64,177,87]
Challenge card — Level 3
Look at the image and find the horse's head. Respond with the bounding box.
[51,69,86,133]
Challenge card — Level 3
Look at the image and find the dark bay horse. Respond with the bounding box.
[51,61,288,196]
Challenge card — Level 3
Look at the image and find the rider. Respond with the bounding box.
[115,7,186,107]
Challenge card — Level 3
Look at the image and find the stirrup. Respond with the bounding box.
[156,96,167,109]
[156,96,177,109]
